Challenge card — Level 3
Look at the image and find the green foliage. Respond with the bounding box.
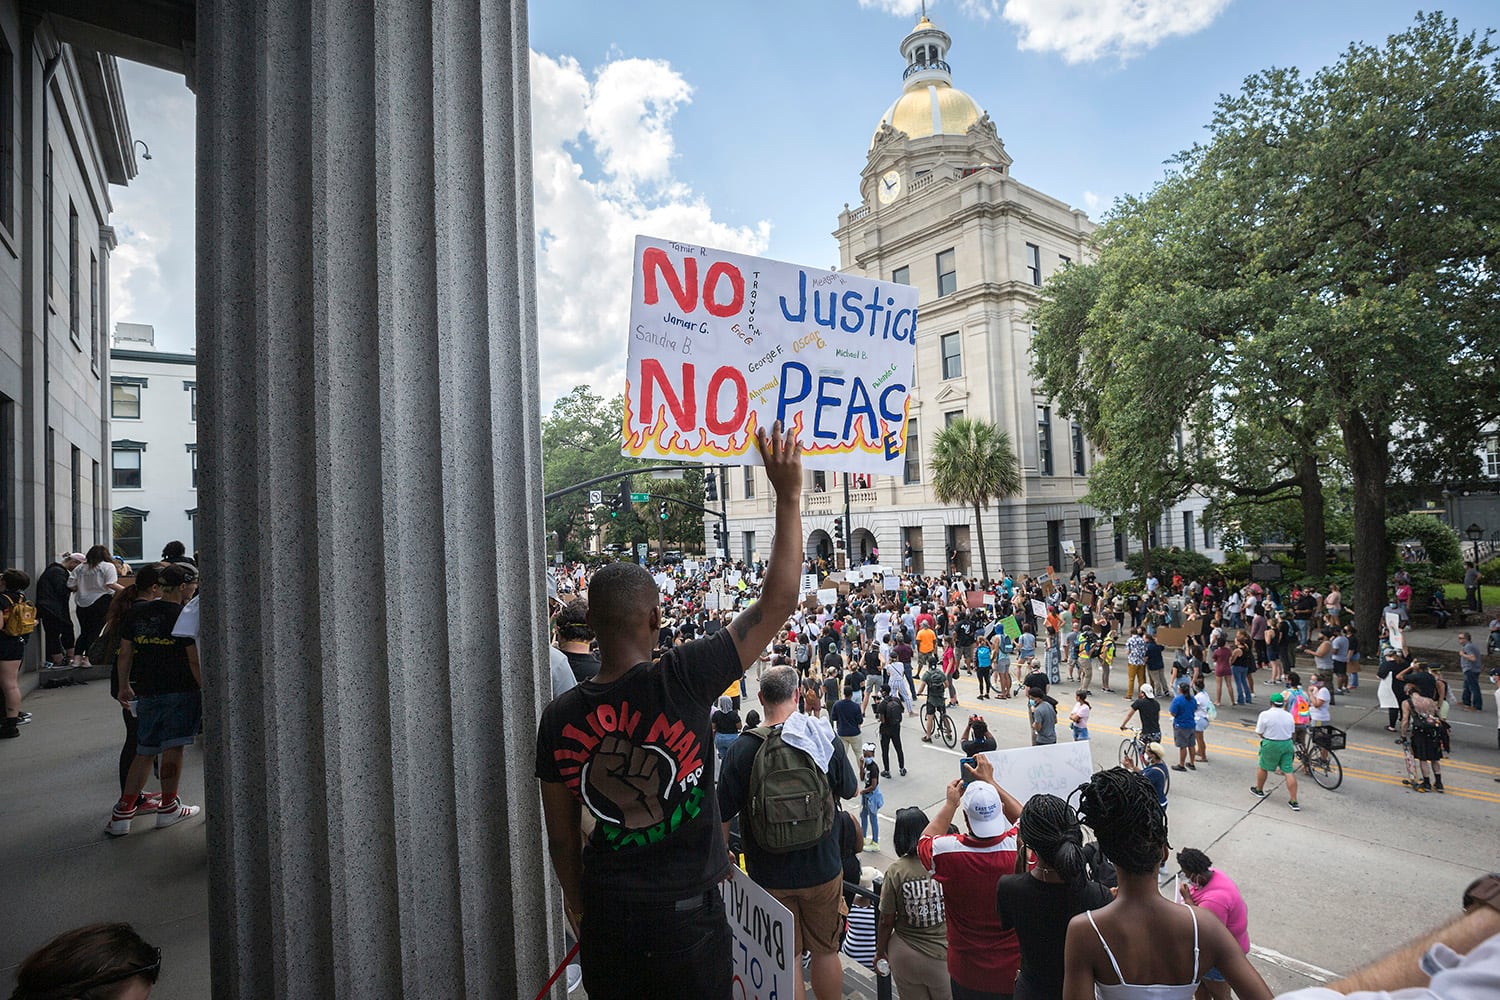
[930,418,1021,582]
[1123,547,1218,583]
[1385,514,1462,569]
[1480,557,1500,585]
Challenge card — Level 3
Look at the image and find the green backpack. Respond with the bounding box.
[744,725,836,854]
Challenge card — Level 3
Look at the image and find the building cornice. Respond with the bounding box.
[111,348,198,366]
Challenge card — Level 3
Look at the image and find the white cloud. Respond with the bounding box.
[530,51,770,409]
[856,0,1005,19]
[1081,190,1101,212]
[1001,0,1231,63]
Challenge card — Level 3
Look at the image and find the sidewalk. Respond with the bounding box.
[0,678,210,999]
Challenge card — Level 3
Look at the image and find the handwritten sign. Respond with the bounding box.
[1385,611,1405,652]
[817,588,838,607]
[801,573,819,596]
[623,236,918,474]
[1030,599,1048,619]
[1001,616,1022,640]
[977,741,1095,806]
[722,867,793,1000]
[883,575,900,591]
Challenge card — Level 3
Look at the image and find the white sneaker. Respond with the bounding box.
[156,800,202,829]
[105,805,137,837]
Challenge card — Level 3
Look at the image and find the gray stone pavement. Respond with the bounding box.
[2,619,1494,999]
[0,676,210,999]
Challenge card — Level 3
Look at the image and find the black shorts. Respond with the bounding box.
[1332,660,1348,676]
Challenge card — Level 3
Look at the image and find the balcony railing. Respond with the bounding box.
[849,488,878,507]
[903,60,950,80]
[803,491,835,514]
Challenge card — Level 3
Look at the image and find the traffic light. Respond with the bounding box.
[659,501,669,521]
[616,478,631,517]
[713,524,723,546]
[833,517,845,549]
[703,472,718,503]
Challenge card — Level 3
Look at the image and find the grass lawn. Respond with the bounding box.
[1441,583,1500,612]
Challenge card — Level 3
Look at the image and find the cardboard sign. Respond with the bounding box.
[975,741,1095,807]
[622,236,919,474]
[1001,616,1022,639]
[1153,626,1192,650]
[722,867,794,1000]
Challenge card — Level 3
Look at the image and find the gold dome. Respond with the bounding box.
[873,83,982,146]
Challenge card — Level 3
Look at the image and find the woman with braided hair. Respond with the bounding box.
[1061,768,1270,1000]
[995,794,1112,1000]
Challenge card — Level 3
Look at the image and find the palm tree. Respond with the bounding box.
[930,417,1022,584]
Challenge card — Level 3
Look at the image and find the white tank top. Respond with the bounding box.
[1088,907,1200,1000]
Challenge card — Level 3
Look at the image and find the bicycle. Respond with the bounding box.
[1117,727,1169,797]
[1295,724,1343,790]
[923,702,957,748]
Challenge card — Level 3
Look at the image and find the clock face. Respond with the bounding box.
[877,169,902,204]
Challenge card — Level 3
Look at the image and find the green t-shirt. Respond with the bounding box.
[879,854,948,961]
[922,667,947,706]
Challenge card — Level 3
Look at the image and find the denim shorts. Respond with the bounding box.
[135,690,203,756]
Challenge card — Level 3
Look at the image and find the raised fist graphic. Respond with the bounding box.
[584,735,671,828]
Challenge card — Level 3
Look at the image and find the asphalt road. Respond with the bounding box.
[743,663,1500,995]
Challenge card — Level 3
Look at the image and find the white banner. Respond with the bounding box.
[623,236,918,474]
[975,741,1095,807]
[722,867,794,1000]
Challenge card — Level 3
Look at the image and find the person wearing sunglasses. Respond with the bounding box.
[9,922,159,999]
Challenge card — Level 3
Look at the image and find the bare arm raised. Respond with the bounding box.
[728,421,803,671]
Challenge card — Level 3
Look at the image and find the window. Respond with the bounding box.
[184,381,198,422]
[1148,521,1159,549]
[936,249,956,297]
[111,441,145,490]
[1036,404,1053,476]
[1059,254,1071,266]
[940,332,961,379]
[111,381,142,419]
[1183,511,1195,552]
[92,460,100,540]
[1071,422,1086,476]
[1046,520,1063,574]
[892,265,910,286]
[68,203,79,343]
[187,444,198,490]
[903,418,921,484]
[742,465,754,498]
[1485,436,1499,479]
[1026,243,1041,286]
[1079,517,1095,566]
[902,526,924,574]
[812,470,826,492]
[1203,523,1214,550]
[89,252,99,370]
[0,37,12,233]
[70,446,81,552]
[1114,531,1126,563]
[742,531,755,564]
[944,409,964,427]
[112,508,147,561]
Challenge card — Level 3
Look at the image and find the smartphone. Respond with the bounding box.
[960,757,976,785]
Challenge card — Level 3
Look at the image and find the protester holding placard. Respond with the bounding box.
[534,422,804,1000]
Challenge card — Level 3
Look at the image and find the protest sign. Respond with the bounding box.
[1385,611,1405,652]
[1153,627,1192,650]
[722,867,794,1000]
[1001,616,1022,640]
[975,741,1095,807]
[800,573,819,596]
[623,236,918,474]
[1030,599,1047,619]
[966,590,986,609]
[883,574,900,591]
[817,588,838,607]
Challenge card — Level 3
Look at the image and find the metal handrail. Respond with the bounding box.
[902,60,950,79]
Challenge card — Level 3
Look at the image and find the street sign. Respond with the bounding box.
[630,492,650,502]
[588,489,602,505]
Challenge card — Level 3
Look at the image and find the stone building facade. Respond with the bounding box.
[718,14,1220,578]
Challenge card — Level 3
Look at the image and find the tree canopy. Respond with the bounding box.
[930,417,1022,583]
[1033,13,1500,643]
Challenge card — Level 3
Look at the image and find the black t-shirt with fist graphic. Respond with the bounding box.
[535,627,743,904]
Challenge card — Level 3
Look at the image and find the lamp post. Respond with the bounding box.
[1466,522,1483,562]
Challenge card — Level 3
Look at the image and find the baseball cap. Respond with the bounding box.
[960,781,1008,838]
[1139,683,1154,698]
[1146,742,1165,761]
[61,551,85,563]
[1270,692,1285,706]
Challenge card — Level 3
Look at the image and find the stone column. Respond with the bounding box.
[195,2,555,997]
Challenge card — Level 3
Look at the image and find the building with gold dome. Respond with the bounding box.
[717,15,1220,578]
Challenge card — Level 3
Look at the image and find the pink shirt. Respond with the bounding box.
[1188,869,1249,953]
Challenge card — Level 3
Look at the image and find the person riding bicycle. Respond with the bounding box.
[916,661,949,743]
[1119,683,1162,744]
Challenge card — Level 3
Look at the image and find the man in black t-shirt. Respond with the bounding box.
[1120,683,1163,743]
[535,422,805,999]
[106,564,202,837]
[553,598,600,683]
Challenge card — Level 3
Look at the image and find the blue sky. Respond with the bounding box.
[109,0,1498,406]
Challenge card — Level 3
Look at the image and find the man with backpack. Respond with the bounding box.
[719,664,857,1000]
[534,423,805,1000]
